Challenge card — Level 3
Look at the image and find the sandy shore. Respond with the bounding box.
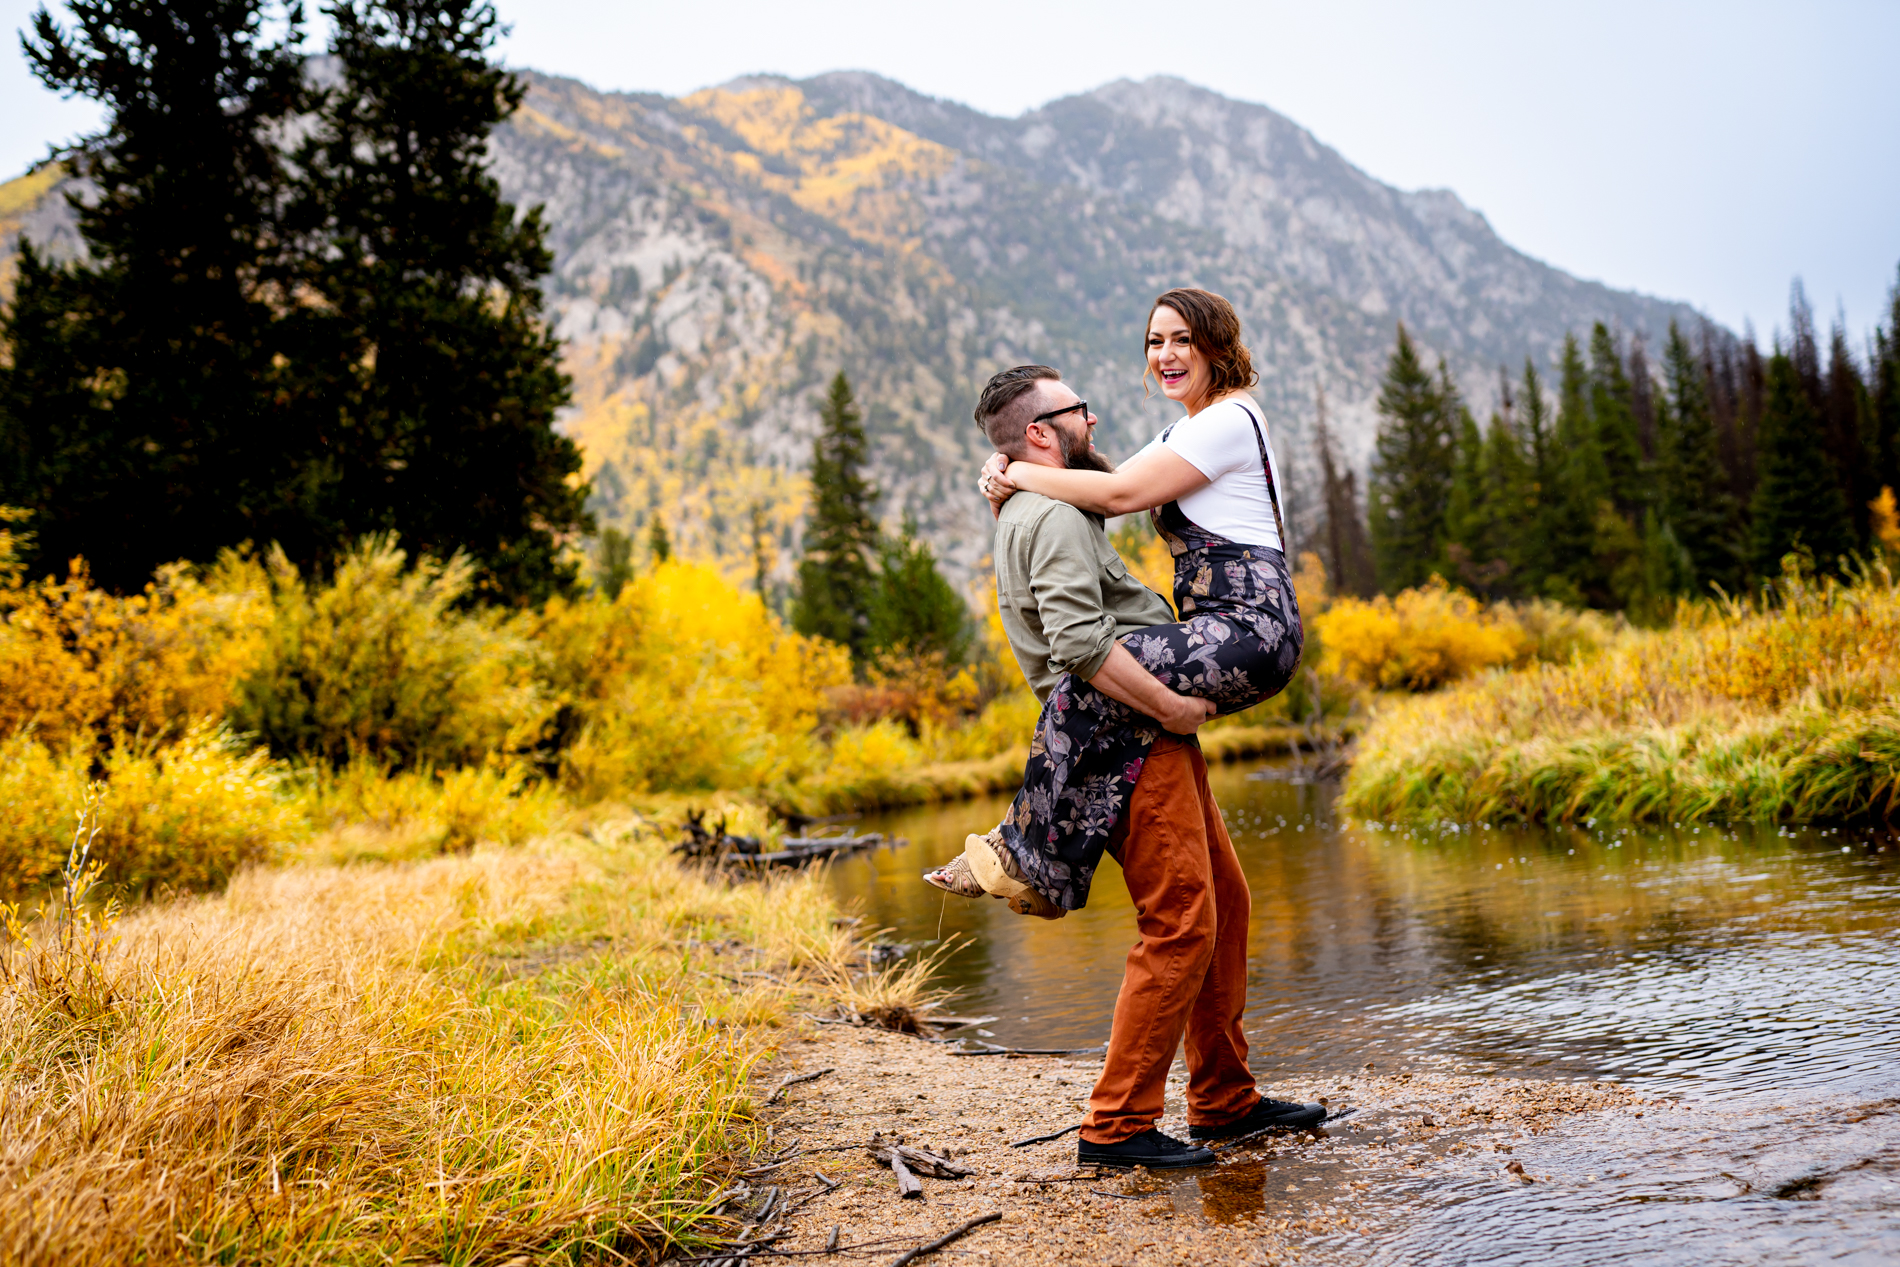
[694,1021,1657,1266]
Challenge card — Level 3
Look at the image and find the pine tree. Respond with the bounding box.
[592,526,633,599]
[293,0,586,603]
[1659,322,1740,593]
[1312,385,1375,597]
[1630,508,1694,622]
[1478,403,1531,596]
[0,0,309,591]
[1368,325,1456,592]
[1823,320,1875,549]
[647,513,672,564]
[0,0,588,601]
[1874,271,1900,500]
[1751,350,1856,577]
[1516,360,1560,596]
[868,521,970,664]
[1442,404,1506,595]
[1588,323,1646,516]
[749,502,773,600]
[793,372,879,658]
[1546,334,1606,605]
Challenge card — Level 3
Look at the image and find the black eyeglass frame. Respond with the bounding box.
[1030,400,1088,427]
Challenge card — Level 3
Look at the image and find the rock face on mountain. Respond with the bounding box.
[1,70,1707,582]
[491,70,1703,580]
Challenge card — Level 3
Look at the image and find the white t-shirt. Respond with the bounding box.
[1130,398,1285,551]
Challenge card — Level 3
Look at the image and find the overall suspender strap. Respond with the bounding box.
[1235,404,1288,552]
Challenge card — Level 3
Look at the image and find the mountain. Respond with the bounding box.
[2,70,1709,585]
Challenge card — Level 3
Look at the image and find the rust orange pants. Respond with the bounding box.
[1080,736,1260,1144]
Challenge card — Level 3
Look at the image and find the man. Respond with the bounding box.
[974,364,1325,1170]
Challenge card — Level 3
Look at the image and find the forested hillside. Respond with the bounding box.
[2,69,1708,583]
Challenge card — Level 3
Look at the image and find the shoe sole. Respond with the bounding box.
[1189,1115,1326,1140]
[1078,1152,1217,1170]
[921,870,986,899]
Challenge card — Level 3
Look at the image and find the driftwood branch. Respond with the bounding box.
[867,1140,974,1180]
[1009,1123,1082,1148]
[765,1067,834,1105]
[888,1152,923,1200]
[884,1212,1004,1267]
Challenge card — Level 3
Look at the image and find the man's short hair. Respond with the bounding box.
[975,365,1061,455]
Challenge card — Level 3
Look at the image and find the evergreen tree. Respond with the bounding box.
[1442,404,1511,596]
[1631,508,1694,621]
[1751,351,1856,577]
[868,520,970,664]
[0,0,309,591]
[1588,323,1646,515]
[1823,320,1875,548]
[1312,385,1375,598]
[1874,271,1900,500]
[592,526,633,599]
[1659,322,1740,592]
[1545,334,1606,605]
[1516,359,1560,596]
[1478,402,1531,596]
[646,513,671,564]
[749,502,773,600]
[1735,331,1768,511]
[1368,325,1456,592]
[793,372,879,658]
[0,0,588,601]
[293,0,586,603]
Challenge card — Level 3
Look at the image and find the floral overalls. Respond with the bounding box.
[996,404,1304,910]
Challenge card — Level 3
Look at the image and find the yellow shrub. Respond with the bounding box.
[917,686,1041,763]
[1871,486,1899,555]
[0,559,268,750]
[0,723,297,900]
[227,539,553,768]
[290,756,563,864]
[546,561,851,796]
[1315,578,1526,691]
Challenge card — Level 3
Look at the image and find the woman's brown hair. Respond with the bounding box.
[1143,287,1258,399]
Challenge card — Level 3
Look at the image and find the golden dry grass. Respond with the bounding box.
[1343,560,1900,825]
[0,817,898,1265]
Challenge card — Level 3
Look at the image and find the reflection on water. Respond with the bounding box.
[828,757,1900,1263]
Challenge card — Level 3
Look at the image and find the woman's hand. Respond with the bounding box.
[978,452,1018,517]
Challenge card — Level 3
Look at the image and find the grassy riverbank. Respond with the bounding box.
[0,814,887,1265]
[1343,561,1900,825]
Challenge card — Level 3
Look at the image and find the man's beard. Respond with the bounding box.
[1058,424,1114,472]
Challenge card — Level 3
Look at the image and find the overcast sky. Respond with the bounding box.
[5,0,1897,341]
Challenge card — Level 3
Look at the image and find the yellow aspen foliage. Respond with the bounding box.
[227,541,552,767]
[1313,577,1527,692]
[545,560,851,797]
[0,559,269,749]
[1873,486,1900,555]
[0,722,295,898]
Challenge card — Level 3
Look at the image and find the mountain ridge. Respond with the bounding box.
[1,68,1713,587]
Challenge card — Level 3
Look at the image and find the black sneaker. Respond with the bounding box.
[1077,1128,1217,1169]
[1188,1098,1327,1140]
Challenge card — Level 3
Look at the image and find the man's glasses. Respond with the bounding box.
[1031,400,1088,426]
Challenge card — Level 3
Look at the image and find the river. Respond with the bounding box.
[824,757,1900,1264]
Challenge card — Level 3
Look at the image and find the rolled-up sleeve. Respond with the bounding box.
[1029,506,1117,683]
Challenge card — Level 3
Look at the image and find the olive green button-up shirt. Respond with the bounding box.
[992,491,1175,702]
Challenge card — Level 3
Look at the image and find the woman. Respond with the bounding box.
[924,287,1303,915]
